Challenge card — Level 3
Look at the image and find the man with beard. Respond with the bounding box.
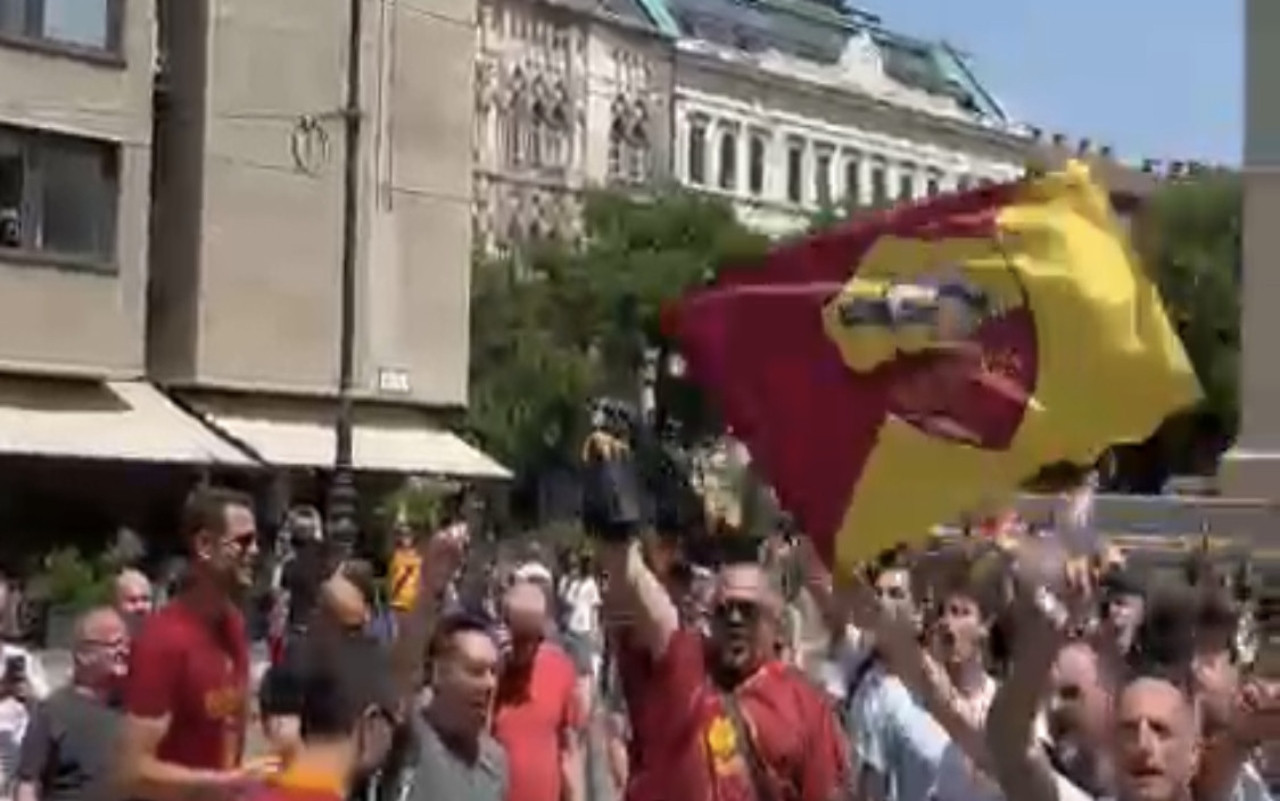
[118,487,260,800]
[491,578,585,801]
[599,535,848,801]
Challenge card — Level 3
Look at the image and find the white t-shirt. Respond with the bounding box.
[929,742,1096,801]
[561,576,601,636]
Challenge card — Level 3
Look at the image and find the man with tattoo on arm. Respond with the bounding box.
[117,488,261,801]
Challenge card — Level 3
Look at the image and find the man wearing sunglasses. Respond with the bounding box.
[14,606,128,801]
[599,536,850,801]
[118,487,261,801]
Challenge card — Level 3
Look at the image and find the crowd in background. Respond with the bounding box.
[0,484,1271,801]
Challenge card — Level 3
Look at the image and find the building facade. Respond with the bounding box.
[148,0,504,480]
[0,0,503,552]
[472,0,673,248]
[664,0,1027,236]
[651,0,1157,237]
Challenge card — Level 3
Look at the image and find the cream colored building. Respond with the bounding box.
[0,0,504,530]
[660,1,1028,236]
[472,0,673,246]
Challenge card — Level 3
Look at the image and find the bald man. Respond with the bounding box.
[492,577,587,801]
[113,569,152,633]
[15,607,126,801]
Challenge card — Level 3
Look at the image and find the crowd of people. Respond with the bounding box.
[0,482,1272,801]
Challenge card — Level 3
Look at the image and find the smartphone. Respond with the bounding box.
[3,655,25,682]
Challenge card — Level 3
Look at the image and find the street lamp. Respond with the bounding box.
[327,0,364,558]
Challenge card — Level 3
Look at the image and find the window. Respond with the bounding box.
[926,172,942,197]
[897,168,915,202]
[688,118,707,185]
[608,118,650,184]
[869,161,888,207]
[718,129,737,190]
[815,150,832,206]
[843,155,861,206]
[748,134,765,196]
[956,174,973,191]
[786,139,804,203]
[0,126,118,265]
[0,0,122,52]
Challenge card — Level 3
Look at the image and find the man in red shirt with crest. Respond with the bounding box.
[118,487,261,800]
[583,424,850,801]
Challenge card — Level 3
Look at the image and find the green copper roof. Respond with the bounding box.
[657,0,1010,124]
[632,0,680,35]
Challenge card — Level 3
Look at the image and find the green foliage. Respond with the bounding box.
[466,188,769,476]
[38,547,112,611]
[1142,174,1242,441]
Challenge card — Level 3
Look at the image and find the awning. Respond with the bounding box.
[0,378,254,465]
[182,394,510,480]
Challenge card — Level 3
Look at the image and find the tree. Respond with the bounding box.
[465,188,770,516]
[1106,174,1241,488]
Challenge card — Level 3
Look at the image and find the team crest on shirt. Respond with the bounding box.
[203,685,244,719]
[705,715,738,771]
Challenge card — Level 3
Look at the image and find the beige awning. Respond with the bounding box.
[183,394,510,480]
[0,378,254,465]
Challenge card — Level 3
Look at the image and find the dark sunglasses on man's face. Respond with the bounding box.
[713,599,762,626]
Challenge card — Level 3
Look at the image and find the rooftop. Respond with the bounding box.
[644,0,1012,125]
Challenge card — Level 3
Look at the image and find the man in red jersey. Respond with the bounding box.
[491,578,585,801]
[600,535,850,801]
[118,487,260,801]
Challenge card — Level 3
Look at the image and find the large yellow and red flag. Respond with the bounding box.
[663,162,1201,575]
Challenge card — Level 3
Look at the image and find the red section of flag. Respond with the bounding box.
[664,186,1016,566]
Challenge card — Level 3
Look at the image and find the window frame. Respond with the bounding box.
[747,132,766,196]
[814,147,833,207]
[0,124,121,274]
[687,116,708,186]
[717,127,737,191]
[785,137,804,204]
[0,0,127,65]
[843,152,862,207]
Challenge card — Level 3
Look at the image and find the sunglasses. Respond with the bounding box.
[712,599,762,625]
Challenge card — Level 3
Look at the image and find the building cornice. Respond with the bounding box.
[676,45,1032,160]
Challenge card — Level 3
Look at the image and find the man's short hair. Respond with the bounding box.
[427,612,495,661]
[180,486,254,543]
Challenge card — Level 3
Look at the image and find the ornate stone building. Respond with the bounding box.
[472,0,674,248]
[657,0,1035,236]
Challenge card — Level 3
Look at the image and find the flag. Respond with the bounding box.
[663,162,1201,575]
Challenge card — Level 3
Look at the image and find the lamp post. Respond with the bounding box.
[328,0,363,558]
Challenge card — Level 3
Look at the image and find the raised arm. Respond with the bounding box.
[390,523,468,706]
[984,587,1072,801]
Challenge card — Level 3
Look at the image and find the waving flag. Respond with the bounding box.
[664,162,1200,574]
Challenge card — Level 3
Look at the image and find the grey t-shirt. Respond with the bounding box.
[16,686,120,801]
[392,711,507,801]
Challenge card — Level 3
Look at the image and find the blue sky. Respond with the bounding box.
[861,0,1242,165]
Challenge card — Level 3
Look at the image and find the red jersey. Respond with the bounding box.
[624,629,847,801]
[124,597,250,770]
[492,642,584,801]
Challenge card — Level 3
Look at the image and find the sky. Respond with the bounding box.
[860,0,1242,165]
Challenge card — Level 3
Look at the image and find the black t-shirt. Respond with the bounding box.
[16,687,120,801]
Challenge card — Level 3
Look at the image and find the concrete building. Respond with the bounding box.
[146,0,505,485]
[472,0,673,247]
[1222,0,1280,499]
[0,0,503,550]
